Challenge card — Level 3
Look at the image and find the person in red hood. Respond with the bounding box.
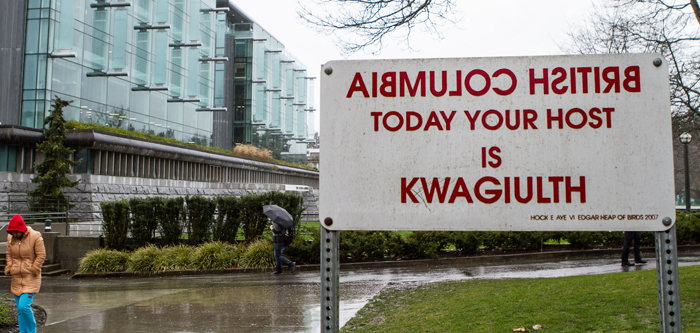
[4,214,45,333]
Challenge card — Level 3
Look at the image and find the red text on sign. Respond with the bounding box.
[529,66,641,95]
[347,69,517,98]
[370,111,457,131]
[401,176,586,204]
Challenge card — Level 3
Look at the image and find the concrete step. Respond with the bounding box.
[42,269,70,277]
[42,263,61,271]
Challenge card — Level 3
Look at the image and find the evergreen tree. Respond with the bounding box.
[28,97,81,212]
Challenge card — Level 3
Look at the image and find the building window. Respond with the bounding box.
[73,149,94,174]
[0,146,17,172]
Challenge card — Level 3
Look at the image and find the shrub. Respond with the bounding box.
[482,231,545,250]
[263,191,305,229]
[385,232,406,258]
[162,244,195,270]
[452,232,481,255]
[100,200,130,250]
[676,211,700,244]
[285,227,321,264]
[160,197,185,246]
[639,231,655,246]
[403,231,451,259]
[565,232,617,249]
[129,198,159,248]
[185,195,216,245]
[190,241,239,270]
[239,193,270,242]
[240,239,275,268]
[340,231,388,261]
[77,249,130,273]
[239,192,305,242]
[213,196,241,243]
[127,245,168,274]
[0,297,14,327]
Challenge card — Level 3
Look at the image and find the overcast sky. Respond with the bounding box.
[232,0,597,133]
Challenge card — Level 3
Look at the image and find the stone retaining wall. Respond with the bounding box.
[0,172,319,222]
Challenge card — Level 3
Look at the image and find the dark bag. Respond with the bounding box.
[283,226,295,246]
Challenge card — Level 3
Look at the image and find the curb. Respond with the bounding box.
[70,245,700,280]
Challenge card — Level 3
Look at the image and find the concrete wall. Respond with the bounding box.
[30,222,67,236]
[55,236,101,273]
[0,172,319,221]
[39,232,59,265]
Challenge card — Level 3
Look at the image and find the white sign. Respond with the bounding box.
[285,185,310,192]
[320,54,675,231]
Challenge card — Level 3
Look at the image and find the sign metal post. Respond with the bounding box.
[320,218,340,333]
[656,222,682,333]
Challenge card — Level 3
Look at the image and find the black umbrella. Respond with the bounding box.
[263,205,293,229]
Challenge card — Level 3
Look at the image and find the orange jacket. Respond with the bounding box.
[4,227,46,296]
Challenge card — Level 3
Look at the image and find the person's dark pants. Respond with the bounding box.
[621,231,642,263]
[274,244,293,273]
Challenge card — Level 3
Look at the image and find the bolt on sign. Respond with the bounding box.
[320,54,675,231]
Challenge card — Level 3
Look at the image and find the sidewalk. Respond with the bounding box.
[15,249,700,333]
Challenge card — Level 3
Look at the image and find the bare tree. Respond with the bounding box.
[617,0,700,26]
[564,2,700,131]
[563,0,700,201]
[297,0,458,55]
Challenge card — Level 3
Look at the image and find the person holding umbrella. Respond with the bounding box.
[264,205,296,275]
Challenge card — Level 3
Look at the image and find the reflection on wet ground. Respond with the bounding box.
[12,254,699,333]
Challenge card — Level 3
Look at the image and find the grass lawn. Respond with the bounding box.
[343,265,700,332]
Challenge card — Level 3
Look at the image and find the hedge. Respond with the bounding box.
[100,200,130,250]
[100,194,700,264]
[100,191,306,250]
[185,195,217,245]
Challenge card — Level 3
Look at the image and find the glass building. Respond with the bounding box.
[0,0,315,162]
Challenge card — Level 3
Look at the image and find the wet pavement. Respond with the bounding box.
[5,253,699,333]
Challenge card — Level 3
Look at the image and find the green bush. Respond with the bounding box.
[341,231,388,261]
[185,195,216,245]
[238,191,305,242]
[160,197,185,246]
[239,193,271,242]
[403,231,451,259]
[263,191,305,229]
[190,241,239,270]
[100,200,130,250]
[452,232,481,255]
[599,231,625,246]
[482,231,545,250]
[0,296,14,327]
[162,244,194,270]
[77,249,130,273]
[129,198,160,248]
[676,211,700,244]
[127,244,168,274]
[285,227,321,264]
[385,232,406,258]
[213,196,241,243]
[240,239,275,268]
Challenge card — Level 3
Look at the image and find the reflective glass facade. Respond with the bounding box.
[15,0,315,159]
[228,21,315,160]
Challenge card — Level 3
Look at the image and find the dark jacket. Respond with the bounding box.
[272,224,285,245]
